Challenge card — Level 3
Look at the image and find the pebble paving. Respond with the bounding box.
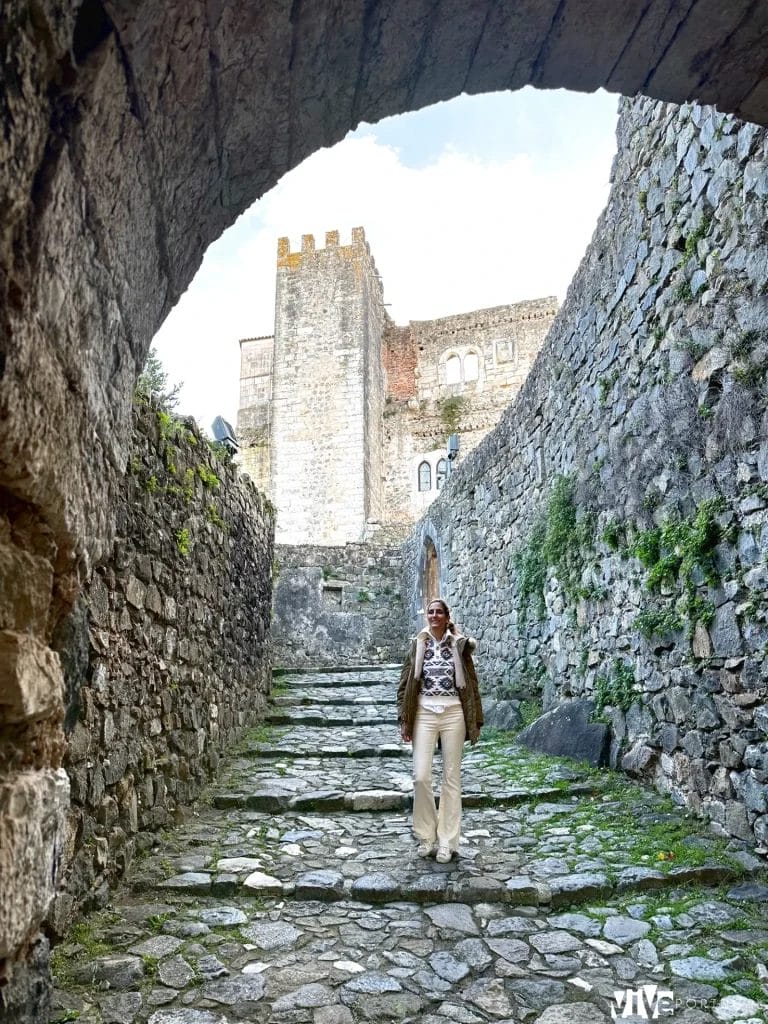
[51,665,768,1023]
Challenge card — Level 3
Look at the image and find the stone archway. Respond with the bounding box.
[4,0,768,1003]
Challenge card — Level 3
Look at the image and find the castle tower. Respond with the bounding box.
[270,228,386,545]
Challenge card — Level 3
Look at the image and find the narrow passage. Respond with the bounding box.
[52,665,768,1023]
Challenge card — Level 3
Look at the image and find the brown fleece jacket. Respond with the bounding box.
[396,633,484,744]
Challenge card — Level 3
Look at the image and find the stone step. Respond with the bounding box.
[141,800,757,910]
[244,723,404,758]
[213,783,599,814]
[275,663,400,675]
[265,707,398,727]
[274,669,400,689]
[218,748,596,810]
[53,881,768,1024]
[271,685,396,706]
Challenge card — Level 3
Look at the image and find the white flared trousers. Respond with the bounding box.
[411,703,466,853]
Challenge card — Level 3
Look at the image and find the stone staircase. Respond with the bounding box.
[51,666,768,1024]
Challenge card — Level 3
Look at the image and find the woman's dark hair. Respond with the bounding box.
[427,598,456,634]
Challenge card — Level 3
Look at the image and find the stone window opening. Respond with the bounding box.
[436,458,448,490]
[418,461,432,492]
[464,351,480,382]
[445,354,461,385]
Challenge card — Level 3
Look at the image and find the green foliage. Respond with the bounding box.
[196,463,220,490]
[519,700,542,727]
[593,660,636,714]
[631,499,723,593]
[638,189,647,211]
[675,279,694,304]
[135,346,182,409]
[156,409,174,438]
[642,488,661,512]
[357,589,373,603]
[148,912,172,933]
[629,498,724,637]
[601,520,623,551]
[207,438,234,463]
[144,474,159,494]
[515,520,547,620]
[597,368,620,403]
[182,468,195,502]
[69,920,110,957]
[206,504,226,530]
[439,395,466,434]
[684,215,711,258]
[515,475,594,620]
[141,955,159,978]
[175,527,190,556]
[635,606,684,639]
[732,356,768,389]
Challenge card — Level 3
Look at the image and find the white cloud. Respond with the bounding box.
[153,93,617,433]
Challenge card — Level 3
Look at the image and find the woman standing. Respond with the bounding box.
[397,598,483,863]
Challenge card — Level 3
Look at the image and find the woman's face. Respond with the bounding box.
[427,602,449,634]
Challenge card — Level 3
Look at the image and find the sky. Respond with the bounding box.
[152,87,620,434]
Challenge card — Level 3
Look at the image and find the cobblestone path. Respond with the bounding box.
[52,666,768,1023]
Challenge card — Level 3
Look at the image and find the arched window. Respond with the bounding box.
[464,351,480,381]
[436,458,448,490]
[418,461,432,492]
[445,354,461,384]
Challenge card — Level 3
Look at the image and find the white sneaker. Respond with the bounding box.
[416,841,436,858]
[436,847,452,863]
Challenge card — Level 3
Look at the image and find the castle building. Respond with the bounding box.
[237,228,557,545]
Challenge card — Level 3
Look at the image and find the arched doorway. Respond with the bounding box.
[423,537,440,607]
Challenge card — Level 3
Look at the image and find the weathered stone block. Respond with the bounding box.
[0,631,64,723]
[0,543,53,633]
[516,700,610,767]
[0,770,69,957]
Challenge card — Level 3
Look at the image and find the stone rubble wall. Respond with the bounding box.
[405,96,768,847]
[272,544,406,668]
[51,402,274,933]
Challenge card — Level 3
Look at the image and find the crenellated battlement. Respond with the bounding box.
[276,227,373,268]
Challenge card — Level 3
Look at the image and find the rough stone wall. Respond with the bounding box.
[382,299,557,531]
[53,402,274,931]
[272,544,406,667]
[270,229,385,545]
[404,96,768,846]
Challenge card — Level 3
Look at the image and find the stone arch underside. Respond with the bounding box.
[3,0,768,990]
